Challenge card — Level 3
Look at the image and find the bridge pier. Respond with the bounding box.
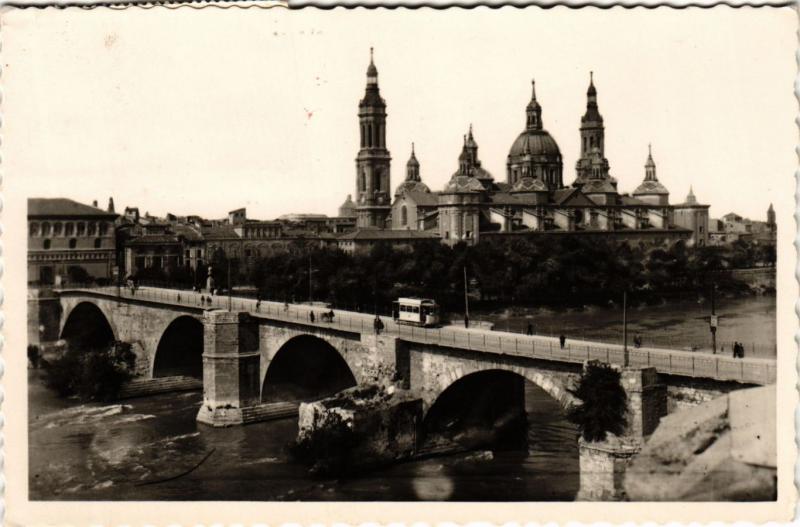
[196,311,262,427]
[577,366,667,500]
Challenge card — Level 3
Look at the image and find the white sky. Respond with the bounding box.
[3,6,796,221]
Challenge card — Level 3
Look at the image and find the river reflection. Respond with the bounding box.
[29,371,579,501]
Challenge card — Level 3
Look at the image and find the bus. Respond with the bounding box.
[392,297,440,327]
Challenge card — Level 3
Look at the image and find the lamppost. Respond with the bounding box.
[622,290,629,366]
[710,282,717,354]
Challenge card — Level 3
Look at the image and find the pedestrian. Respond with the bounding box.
[739,343,746,359]
[177,293,181,303]
[328,309,335,323]
[256,299,261,312]
[559,334,566,349]
[310,311,315,323]
[634,334,642,348]
[374,315,384,334]
[27,345,40,369]
[464,315,470,329]
[526,322,533,336]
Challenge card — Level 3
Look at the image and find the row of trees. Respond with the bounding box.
[125,236,773,312]
[191,237,769,312]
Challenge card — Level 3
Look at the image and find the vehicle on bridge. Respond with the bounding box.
[393,297,440,327]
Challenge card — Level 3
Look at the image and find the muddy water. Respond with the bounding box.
[29,371,579,501]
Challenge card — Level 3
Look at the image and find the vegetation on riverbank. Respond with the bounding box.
[132,236,774,312]
[567,362,628,442]
[41,341,136,401]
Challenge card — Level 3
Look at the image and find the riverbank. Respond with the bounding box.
[462,294,776,359]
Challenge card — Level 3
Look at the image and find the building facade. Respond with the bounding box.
[28,198,118,285]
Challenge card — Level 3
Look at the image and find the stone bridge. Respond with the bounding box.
[55,286,774,422]
[53,286,777,499]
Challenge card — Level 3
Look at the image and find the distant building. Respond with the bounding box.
[28,198,118,285]
[672,187,710,247]
[709,204,777,246]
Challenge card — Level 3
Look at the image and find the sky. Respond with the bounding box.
[3,6,796,221]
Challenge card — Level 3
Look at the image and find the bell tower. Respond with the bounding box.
[355,48,392,229]
[575,72,609,184]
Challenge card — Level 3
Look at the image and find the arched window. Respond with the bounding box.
[373,170,381,193]
[99,222,109,236]
[29,222,39,237]
[87,222,97,236]
[43,239,51,250]
[76,222,86,236]
[53,222,63,236]
[360,171,366,192]
[69,238,77,249]
[367,123,373,147]
[94,238,102,248]
[41,222,52,236]
[65,223,74,236]
[401,205,408,226]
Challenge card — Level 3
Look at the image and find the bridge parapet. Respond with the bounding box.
[56,285,777,386]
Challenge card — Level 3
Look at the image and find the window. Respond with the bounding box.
[401,205,408,226]
[69,238,77,249]
[65,223,74,236]
[42,222,52,236]
[43,239,51,250]
[99,222,109,236]
[53,223,63,236]
[76,223,86,236]
[94,238,102,248]
[29,222,39,237]
[185,250,190,258]
[88,222,97,236]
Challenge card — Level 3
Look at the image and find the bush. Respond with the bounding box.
[42,340,136,401]
[567,362,628,442]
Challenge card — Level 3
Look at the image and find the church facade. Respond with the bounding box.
[347,51,705,249]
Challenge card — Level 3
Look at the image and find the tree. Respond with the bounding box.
[567,362,628,442]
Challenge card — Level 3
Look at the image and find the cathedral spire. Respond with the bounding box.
[406,142,420,181]
[526,79,542,131]
[645,143,657,181]
[366,47,378,86]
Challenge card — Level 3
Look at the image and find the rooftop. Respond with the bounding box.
[28,198,118,218]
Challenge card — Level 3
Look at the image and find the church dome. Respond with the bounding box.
[443,175,484,193]
[394,180,431,197]
[508,130,561,159]
[511,176,548,193]
[633,180,669,196]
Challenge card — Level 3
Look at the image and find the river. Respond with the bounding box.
[28,370,579,501]
[468,294,776,358]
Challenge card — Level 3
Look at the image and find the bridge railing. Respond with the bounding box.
[57,285,777,385]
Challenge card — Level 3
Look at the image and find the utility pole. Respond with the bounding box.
[622,290,628,366]
[464,266,470,328]
[227,257,232,312]
[710,281,717,354]
[308,254,313,304]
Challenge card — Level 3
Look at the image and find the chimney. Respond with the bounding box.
[108,197,115,213]
[92,200,98,208]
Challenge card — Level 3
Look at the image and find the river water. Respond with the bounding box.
[29,370,579,501]
[470,294,776,358]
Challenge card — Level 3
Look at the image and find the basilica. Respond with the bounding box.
[340,50,709,249]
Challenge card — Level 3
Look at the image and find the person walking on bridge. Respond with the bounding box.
[559,334,566,349]
[526,322,534,336]
[374,315,384,335]
[310,311,315,324]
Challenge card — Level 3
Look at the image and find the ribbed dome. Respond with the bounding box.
[394,180,431,197]
[511,176,548,193]
[633,180,669,196]
[508,130,561,158]
[443,175,484,193]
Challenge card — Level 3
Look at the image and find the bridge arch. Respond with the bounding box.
[60,301,117,351]
[151,316,204,378]
[421,365,579,451]
[261,334,357,403]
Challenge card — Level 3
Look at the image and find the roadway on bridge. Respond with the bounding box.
[61,285,777,385]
